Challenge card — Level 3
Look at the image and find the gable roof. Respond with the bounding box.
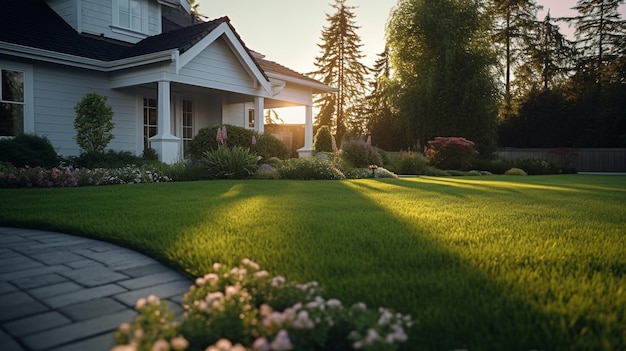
[0,0,331,93]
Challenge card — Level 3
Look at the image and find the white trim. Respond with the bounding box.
[112,0,149,34]
[0,60,34,135]
[266,72,336,93]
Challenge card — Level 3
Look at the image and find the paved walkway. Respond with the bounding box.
[0,227,192,351]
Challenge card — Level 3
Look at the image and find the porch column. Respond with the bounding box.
[254,96,264,134]
[150,80,180,164]
[297,104,314,157]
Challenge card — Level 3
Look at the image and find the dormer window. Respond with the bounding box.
[112,0,149,36]
[119,0,143,31]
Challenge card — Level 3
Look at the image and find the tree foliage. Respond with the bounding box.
[387,0,499,154]
[364,49,405,151]
[74,93,114,154]
[489,0,543,118]
[312,0,369,145]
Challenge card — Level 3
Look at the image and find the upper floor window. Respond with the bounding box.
[113,0,148,34]
[0,69,25,136]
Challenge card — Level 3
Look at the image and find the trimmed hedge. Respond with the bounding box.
[0,133,59,168]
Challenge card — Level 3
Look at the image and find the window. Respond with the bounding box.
[114,0,146,33]
[182,99,193,158]
[0,69,24,136]
[143,98,157,151]
[248,108,255,128]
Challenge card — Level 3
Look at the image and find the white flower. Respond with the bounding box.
[147,294,160,306]
[365,328,379,344]
[242,258,260,270]
[259,304,273,317]
[271,276,285,287]
[215,339,232,350]
[269,330,293,351]
[326,299,342,308]
[170,336,188,351]
[254,270,269,279]
[151,339,170,351]
[377,308,393,325]
[213,262,222,271]
[203,273,219,285]
[135,298,147,309]
[225,285,239,296]
[195,277,206,286]
[293,310,314,329]
[252,337,270,351]
[117,322,131,334]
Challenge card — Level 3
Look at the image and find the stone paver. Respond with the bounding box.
[0,227,191,351]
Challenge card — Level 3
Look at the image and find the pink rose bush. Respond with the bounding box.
[112,259,412,351]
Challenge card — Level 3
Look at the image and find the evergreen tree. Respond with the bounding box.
[387,0,499,154]
[490,0,542,118]
[567,0,626,87]
[516,12,577,93]
[365,48,404,150]
[311,0,369,146]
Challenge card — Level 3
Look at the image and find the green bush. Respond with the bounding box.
[253,134,291,160]
[278,157,345,180]
[513,158,554,175]
[424,137,478,170]
[470,157,513,175]
[340,139,383,168]
[0,133,59,168]
[74,93,114,153]
[314,126,333,153]
[254,164,281,179]
[389,152,429,175]
[505,167,528,176]
[189,125,255,159]
[201,146,258,179]
[69,150,145,169]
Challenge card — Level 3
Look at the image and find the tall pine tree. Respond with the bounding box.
[311,0,369,145]
[489,0,542,119]
[567,0,626,87]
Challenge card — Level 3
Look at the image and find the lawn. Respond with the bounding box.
[1,175,625,351]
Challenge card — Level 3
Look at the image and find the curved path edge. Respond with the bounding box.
[0,227,192,351]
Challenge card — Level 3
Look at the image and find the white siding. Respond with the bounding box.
[221,102,249,128]
[177,38,260,96]
[32,64,139,157]
[47,0,78,31]
[270,84,313,106]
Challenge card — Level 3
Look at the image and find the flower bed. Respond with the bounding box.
[0,163,170,188]
[112,259,412,351]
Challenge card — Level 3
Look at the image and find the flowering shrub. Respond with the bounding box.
[0,163,171,188]
[278,158,345,180]
[424,137,478,170]
[112,259,412,351]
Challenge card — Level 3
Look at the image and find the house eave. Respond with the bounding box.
[0,41,178,72]
[266,71,335,94]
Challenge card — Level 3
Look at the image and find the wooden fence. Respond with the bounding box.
[496,148,626,172]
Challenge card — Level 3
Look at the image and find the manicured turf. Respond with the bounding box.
[1,175,625,351]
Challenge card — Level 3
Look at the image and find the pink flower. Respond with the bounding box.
[151,339,170,351]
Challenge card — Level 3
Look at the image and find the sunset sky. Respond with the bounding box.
[196,0,625,122]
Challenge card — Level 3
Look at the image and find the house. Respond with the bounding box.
[0,0,333,163]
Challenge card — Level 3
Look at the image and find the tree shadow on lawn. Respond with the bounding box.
[169,180,574,351]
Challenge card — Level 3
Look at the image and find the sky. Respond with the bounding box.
[196,0,625,122]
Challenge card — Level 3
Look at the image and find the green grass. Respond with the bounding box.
[1,175,625,351]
